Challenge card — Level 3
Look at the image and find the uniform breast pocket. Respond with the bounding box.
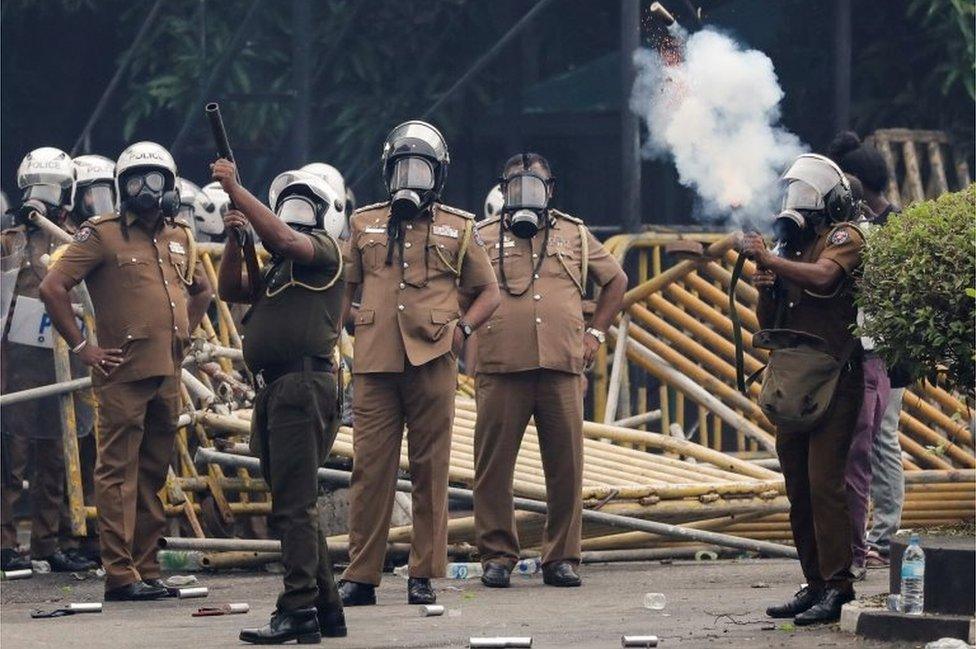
[168,250,188,282]
[357,237,388,270]
[545,245,581,286]
[428,241,460,277]
[115,254,150,289]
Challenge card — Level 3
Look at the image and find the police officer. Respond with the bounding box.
[473,153,626,588]
[211,162,347,644]
[337,121,499,606]
[39,141,212,601]
[0,147,98,573]
[742,154,865,625]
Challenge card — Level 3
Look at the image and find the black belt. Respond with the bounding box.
[254,356,333,390]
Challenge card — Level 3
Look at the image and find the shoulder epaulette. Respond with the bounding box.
[551,208,583,225]
[353,201,390,216]
[173,216,194,231]
[437,204,475,220]
[85,213,120,226]
[477,215,501,229]
[1,225,26,237]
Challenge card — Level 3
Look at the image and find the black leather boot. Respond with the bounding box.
[765,585,824,618]
[104,581,168,602]
[316,603,347,638]
[794,587,854,626]
[407,577,436,605]
[481,562,511,588]
[0,548,31,572]
[542,561,582,587]
[337,580,376,606]
[40,549,97,572]
[239,608,321,644]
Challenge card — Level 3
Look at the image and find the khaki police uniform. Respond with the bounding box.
[472,210,622,568]
[342,202,495,585]
[1,225,96,558]
[757,222,865,590]
[51,211,205,590]
[241,230,344,614]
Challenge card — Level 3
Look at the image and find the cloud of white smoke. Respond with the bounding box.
[630,28,806,228]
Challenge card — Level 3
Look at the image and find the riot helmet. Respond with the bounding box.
[175,178,204,236]
[269,170,345,239]
[381,120,449,220]
[198,181,230,241]
[115,141,179,217]
[17,147,76,221]
[774,154,854,245]
[72,155,116,222]
[483,184,503,223]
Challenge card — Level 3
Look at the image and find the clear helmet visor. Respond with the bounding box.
[177,204,195,223]
[276,196,317,227]
[23,184,63,208]
[389,157,435,192]
[503,174,548,211]
[781,180,824,212]
[77,183,115,218]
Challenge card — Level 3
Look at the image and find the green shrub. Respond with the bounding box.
[857,184,976,397]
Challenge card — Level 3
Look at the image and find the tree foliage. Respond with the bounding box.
[857,185,976,396]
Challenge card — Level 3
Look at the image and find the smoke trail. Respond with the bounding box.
[630,28,806,227]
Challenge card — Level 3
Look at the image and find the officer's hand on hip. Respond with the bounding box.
[223,209,248,232]
[751,268,777,288]
[583,333,601,371]
[78,344,124,377]
[210,158,240,194]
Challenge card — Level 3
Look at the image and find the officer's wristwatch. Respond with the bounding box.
[459,320,474,339]
[586,327,606,345]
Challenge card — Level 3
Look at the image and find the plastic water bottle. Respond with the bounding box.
[447,562,483,579]
[900,533,925,615]
[513,558,541,576]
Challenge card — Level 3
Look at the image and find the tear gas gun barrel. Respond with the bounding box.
[204,102,261,300]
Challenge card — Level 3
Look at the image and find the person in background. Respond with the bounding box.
[829,130,905,569]
[0,147,98,573]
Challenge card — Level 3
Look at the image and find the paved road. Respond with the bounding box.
[1,558,909,648]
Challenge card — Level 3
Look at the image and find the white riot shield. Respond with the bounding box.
[0,231,26,333]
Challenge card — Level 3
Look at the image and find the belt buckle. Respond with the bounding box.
[255,372,266,390]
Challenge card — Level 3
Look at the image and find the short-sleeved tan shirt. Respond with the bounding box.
[51,212,201,385]
[475,210,623,375]
[343,202,496,373]
[758,221,865,354]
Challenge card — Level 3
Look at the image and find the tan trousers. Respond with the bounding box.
[344,354,456,585]
[93,375,179,590]
[0,435,64,557]
[473,370,584,568]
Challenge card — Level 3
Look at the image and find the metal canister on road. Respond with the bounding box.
[177,586,210,599]
[1,569,32,580]
[419,604,445,617]
[469,638,532,648]
[622,635,659,647]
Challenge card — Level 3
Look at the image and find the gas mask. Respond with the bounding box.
[502,172,551,239]
[17,183,64,225]
[387,156,436,221]
[122,170,179,217]
[381,121,449,222]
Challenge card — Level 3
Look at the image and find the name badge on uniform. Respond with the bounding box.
[364,227,386,234]
[496,238,516,249]
[432,224,459,239]
[6,295,85,349]
[168,241,186,255]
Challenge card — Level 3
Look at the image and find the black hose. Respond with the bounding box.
[729,253,747,394]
